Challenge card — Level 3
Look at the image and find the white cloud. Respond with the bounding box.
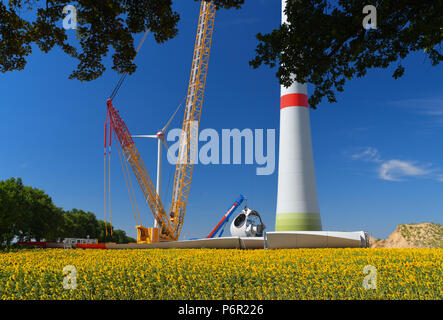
[351,147,381,163]
[391,98,443,126]
[391,98,443,113]
[350,147,441,182]
[378,160,431,181]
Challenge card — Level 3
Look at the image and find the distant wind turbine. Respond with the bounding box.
[132,100,184,228]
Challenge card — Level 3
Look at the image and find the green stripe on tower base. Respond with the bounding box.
[275,212,322,231]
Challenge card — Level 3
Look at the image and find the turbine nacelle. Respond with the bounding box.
[131,100,184,151]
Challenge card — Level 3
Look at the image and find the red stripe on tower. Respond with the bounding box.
[280,93,308,109]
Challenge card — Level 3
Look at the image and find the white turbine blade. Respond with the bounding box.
[132,135,157,138]
[161,138,169,151]
[162,99,185,132]
[162,138,174,159]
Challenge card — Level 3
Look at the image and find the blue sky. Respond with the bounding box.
[1,1,442,240]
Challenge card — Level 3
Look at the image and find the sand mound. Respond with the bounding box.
[370,223,442,248]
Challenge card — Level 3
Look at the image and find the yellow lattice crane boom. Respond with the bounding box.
[105,1,216,243]
[170,1,216,237]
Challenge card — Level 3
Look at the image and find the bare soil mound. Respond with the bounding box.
[370,223,442,248]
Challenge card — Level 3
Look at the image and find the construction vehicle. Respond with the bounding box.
[105,1,216,243]
[207,195,245,238]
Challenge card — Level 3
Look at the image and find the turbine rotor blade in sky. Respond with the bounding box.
[132,135,157,138]
[162,98,185,132]
[161,138,169,151]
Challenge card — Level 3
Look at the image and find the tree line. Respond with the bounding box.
[0,178,136,246]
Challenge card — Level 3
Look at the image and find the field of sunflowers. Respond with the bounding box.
[0,248,441,300]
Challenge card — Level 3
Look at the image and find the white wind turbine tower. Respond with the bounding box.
[132,101,183,228]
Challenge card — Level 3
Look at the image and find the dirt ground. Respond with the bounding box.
[370,223,442,248]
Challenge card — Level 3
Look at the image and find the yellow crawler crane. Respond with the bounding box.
[106,1,216,243]
[170,1,216,238]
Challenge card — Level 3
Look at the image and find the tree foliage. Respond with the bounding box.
[0,178,135,246]
[0,0,244,81]
[2,1,440,108]
[62,208,135,243]
[250,0,443,108]
[0,178,26,245]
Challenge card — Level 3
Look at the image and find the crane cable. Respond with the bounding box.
[108,117,113,236]
[104,111,113,238]
[115,140,136,224]
[109,28,151,101]
[115,133,142,226]
[164,97,186,209]
[104,114,108,237]
[105,29,150,238]
[124,153,142,225]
